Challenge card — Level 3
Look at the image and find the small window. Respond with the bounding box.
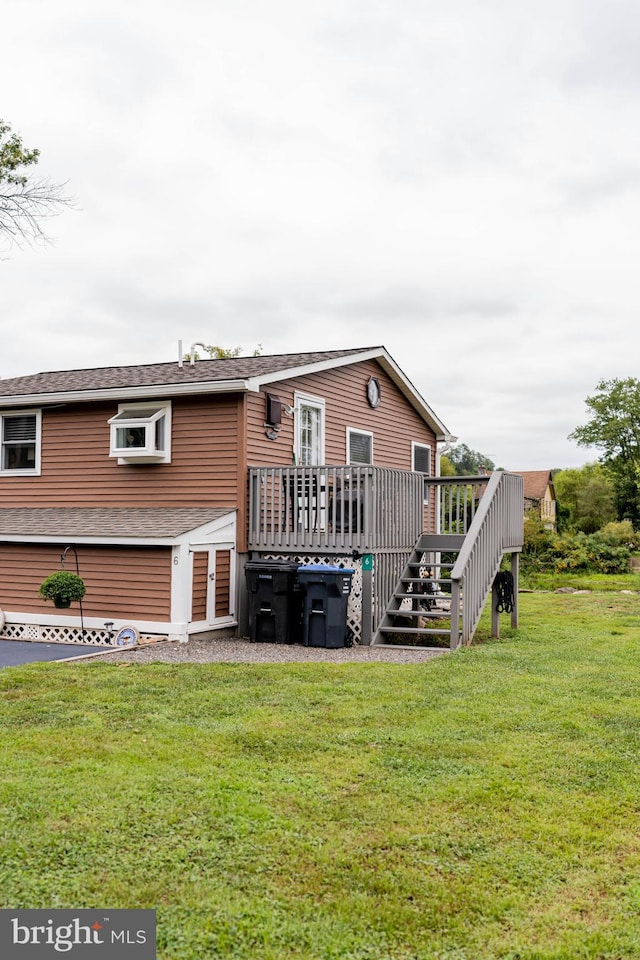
[412,442,432,502]
[347,428,373,465]
[108,402,171,463]
[412,443,431,474]
[0,411,41,475]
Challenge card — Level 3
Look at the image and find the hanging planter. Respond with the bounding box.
[39,571,86,608]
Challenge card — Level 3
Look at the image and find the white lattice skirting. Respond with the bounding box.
[264,555,363,644]
[0,623,160,646]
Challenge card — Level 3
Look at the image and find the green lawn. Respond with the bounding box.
[2,592,640,959]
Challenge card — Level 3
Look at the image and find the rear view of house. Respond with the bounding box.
[0,345,523,648]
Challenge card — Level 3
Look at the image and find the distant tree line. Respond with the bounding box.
[520,376,640,576]
[440,444,495,477]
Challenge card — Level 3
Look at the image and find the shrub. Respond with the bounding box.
[522,517,633,577]
[599,520,639,547]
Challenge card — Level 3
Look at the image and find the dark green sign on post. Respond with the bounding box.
[362,554,373,571]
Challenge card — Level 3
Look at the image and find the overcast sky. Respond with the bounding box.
[2,0,638,470]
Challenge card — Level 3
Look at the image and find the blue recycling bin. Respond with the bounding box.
[298,565,354,648]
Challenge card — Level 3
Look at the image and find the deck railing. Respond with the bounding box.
[248,467,498,553]
[449,471,524,646]
[428,475,490,535]
[248,465,425,552]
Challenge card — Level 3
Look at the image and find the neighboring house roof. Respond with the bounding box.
[0,507,233,543]
[512,471,555,501]
[0,346,452,439]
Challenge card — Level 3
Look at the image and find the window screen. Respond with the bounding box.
[1,414,38,471]
[348,430,373,464]
[412,444,431,473]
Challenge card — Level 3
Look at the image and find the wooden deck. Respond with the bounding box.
[248,466,491,553]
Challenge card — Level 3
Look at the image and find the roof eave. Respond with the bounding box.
[0,379,252,408]
[250,346,452,437]
[0,534,178,546]
[245,347,386,390]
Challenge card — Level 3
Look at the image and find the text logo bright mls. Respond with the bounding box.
[0,909,156,958]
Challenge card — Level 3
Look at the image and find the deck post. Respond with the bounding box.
[450,580,461,648]
[510,551,520,629]
[361,564,373,645]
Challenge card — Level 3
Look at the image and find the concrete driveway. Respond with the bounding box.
[0,639,108,668]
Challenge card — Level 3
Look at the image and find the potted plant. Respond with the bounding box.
[38,571,86,608]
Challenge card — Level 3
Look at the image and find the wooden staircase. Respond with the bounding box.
[374,534,465,648]
[372,471,524,649]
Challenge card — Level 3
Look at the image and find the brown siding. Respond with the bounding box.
[215,549,231,618]
[245,360,436,470]
[191,552,208,621]
[0,544,171,620]
[0,396,242,508]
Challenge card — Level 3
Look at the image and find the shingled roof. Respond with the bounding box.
[0,508,232,541]
[0,348,376,399]
[513,471,555,501]
[0,344,452,438]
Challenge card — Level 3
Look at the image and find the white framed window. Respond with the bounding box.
[294,393,325,466]
[412,441,432,502]
[108,401,172,464]
[0,410,41,475]
[347,428,373,465]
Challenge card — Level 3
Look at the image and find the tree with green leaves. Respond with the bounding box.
[446,443,495,476]
[553,463,616,533]
[0,118,72,250]
[439,454,456,477]
[184,343,263,362]
[203,344,262,359]
[569,378,640,526]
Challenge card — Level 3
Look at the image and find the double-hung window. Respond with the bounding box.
[347,428,373,465]
[108,402,172,463]
[1,410,41,475]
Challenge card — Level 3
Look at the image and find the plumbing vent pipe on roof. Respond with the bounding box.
[178,340,208,368]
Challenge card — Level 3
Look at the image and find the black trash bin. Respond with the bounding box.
[298,565,354,648]
[245,560,301,644]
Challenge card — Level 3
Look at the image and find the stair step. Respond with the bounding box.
[381,612,450,633]
[400,586,451,594]
[395,592,449,600]
[401,576,451,583]
[417,534,466,550]
[374,643,450,652]
[378,626,451,636]
[392,609,453,616]
[402,582,450,589]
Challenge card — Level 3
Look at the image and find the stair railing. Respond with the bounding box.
[449,471,524,647]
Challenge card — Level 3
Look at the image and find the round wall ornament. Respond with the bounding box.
[366,377,381,408]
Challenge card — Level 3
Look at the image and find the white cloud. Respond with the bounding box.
[1,0,639,469]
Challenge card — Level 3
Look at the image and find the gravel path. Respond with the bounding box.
[83,637,449,665]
